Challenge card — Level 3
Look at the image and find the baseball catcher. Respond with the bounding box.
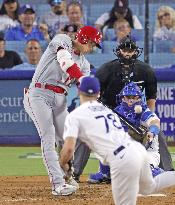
[88,82,164,183]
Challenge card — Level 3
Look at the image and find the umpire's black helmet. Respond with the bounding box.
[114,35,143,65]
[118,36,137,50]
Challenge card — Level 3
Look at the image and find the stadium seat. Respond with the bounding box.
[138,16,145,26]
[35,4,51,17]
[19,52,27,62]
[6,41,26,53]
[105,29,115,41]
[105,29,145,41]
[153,40,174,53]
[19,0,48,4]
[40,41,48,52]
[85,53,116,68]
[131,29,145,41]
[87,16,97,26]
[102,41,117,53]
[102,40,145,52]
[149,53,175,69]
[5,41,48,53]
[89,3,112,20]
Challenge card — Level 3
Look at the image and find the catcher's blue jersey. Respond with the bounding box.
[114,103,156,129]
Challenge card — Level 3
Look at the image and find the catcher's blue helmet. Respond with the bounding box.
[120,82,143,97]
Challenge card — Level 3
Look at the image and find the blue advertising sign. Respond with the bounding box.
[0,80,80,144]
[156,83,175,143]
[0,75,174,144]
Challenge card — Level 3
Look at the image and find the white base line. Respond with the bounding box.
[0,198,42,202]
[0,194,167,202]
[138,193,167,197]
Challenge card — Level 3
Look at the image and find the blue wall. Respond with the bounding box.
[0,70,174,144]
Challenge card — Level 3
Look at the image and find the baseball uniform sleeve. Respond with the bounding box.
[63,114,80,140]
[141,108,159,126]
[49,34,72,53]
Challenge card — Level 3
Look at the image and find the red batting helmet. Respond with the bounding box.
[76,26,102,49]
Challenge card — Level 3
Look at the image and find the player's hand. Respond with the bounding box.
[61,163,69,173]
[146,131,154,143]
[60,161,74,180]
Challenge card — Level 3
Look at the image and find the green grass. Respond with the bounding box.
[0,147,46,176]
[0,147,99,176]
[0,147,174,176]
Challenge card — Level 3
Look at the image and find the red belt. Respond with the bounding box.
[35,83,67,95]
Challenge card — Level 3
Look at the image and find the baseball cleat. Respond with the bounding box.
[66,176,79,189]
[87,171,111,184]
[52,184,77,196]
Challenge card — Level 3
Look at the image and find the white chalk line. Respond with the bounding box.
[0,193,167,203]
[138,193,167,197]
[0,198,43,202]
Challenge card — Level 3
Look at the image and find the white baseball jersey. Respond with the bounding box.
[64,100,130,165]
[63,100,175,205]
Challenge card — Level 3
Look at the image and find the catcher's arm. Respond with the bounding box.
[145,119,160,147]
[131,119,160,150]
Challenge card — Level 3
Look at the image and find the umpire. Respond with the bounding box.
[95,36,174,172]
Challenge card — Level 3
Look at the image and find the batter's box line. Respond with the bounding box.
[138,193,167,197]
[0,197,43,202]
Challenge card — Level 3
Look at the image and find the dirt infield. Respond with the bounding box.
[0,176,175,205]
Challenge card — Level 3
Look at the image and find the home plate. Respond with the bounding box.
[138,193,167,197]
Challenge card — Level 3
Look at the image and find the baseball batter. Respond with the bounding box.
[23,26,102,195]
[60,76,175,205]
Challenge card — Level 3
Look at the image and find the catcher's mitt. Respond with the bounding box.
[128,126,148,146]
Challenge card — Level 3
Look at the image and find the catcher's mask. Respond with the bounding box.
[114,35,143,65]
[118,82,143,108]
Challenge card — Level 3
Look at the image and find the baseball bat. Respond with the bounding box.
[97,100,153,149]
[98,99,147,136]
[114,109,153,150]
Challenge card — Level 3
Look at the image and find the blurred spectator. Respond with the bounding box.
[154,6,175,41]
[61,24,79,39]
[5,4,47,41]
[60,1,84,39]
[0,36,22,69]
[0,0,20,32]
[39,0,69,39]
[66,1,85,27]
[112,19,139,42]
[12,39,42,70]
[95,0,142,37]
